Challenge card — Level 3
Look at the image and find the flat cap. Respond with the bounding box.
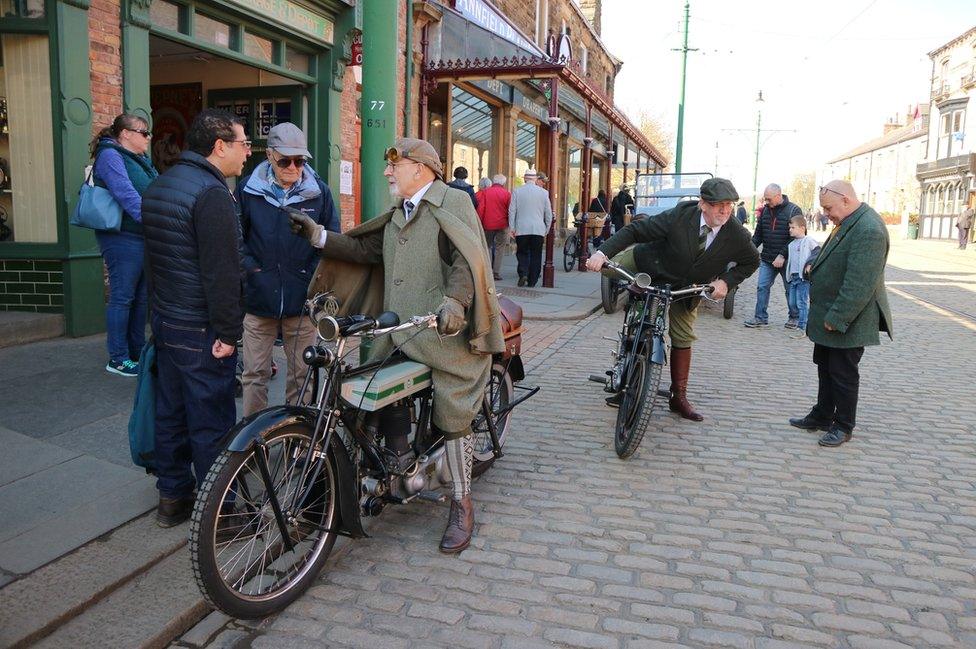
[268,122,312,158]
[700,177,739,202]
[387,138,444,179]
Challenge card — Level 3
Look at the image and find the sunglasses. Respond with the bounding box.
[273,154,306,169]
[128,128,152,138]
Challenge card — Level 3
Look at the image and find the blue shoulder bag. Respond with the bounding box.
[69,165,123,232]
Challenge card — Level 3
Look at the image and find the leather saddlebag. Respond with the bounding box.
[497,295,524,359]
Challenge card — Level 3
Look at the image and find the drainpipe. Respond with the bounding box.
[404,0,413,137]
[361,0,399,222]
[419,23,430,140]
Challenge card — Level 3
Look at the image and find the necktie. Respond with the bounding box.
[404,200,415,221]
[697,224,710,257]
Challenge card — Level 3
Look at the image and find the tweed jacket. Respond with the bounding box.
[807,203,892,348]
[508,183,553,237]
[598,201,760,291]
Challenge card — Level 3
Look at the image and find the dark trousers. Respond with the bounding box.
[809,343,864,434]
[959,227,970,249]
[515,234,544,287]
[152,313,237,499]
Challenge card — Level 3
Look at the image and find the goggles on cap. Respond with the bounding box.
[384,146,408,163]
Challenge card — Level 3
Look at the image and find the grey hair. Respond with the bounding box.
[478,177,492,190]
[765,183,782,194]
[492,174,507,185]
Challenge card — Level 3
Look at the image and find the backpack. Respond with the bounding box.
[127,340,157,474]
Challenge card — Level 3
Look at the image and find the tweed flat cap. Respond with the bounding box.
[386,138,444,179]
[700,177,739,202]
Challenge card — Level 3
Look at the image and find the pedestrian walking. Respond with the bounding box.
[141,108,250,526]
[735,200,748,226]
[817,209,829,232]
[508,169,553,287]
[744,183,803,328]
[89,114,159,376]
[610,184,635,233]
[586,178,760,421]
[789,180,892,448]
[956,202,974,249]
[476,173,511,280]
[775,215,820,340]
[236,122,340,417]
[447,166,478,208]
[477,177,492,192]
[289,137,505,553]
[535,171,549,188]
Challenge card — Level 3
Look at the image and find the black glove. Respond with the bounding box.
[287,208,323,243]
[437,297,466,336]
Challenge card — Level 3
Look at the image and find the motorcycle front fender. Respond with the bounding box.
[651,335,667,365]
[221,405,366,538]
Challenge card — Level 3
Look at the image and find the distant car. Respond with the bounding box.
[633,172,713,219]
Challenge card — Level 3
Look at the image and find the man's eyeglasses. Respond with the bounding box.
[272,154,306,169]
[128,128,152,138]
[819,186,845,198]
[224,138,253,149]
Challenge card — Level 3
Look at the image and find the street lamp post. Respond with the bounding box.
[751,91,763,218]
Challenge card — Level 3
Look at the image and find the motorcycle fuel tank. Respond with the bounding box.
[340,360,432,412]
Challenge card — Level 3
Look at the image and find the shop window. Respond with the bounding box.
[0,0,44,18]
[150,0,181,32]
[257,98,291,138]
[514,119,538,181]
[450,87,495,189]
[244,31,274,64]
[566,147,581,227]
[195,12,232,49]
[0,34,57,243]
[285,47,310,75]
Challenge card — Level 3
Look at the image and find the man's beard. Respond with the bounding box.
[388,182,400,199]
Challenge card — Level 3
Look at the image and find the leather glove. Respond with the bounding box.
[436,296,466,336]
[287,208,323,244]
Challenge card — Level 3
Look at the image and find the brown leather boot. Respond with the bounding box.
[439,495,474,554]
[668,347,704,422]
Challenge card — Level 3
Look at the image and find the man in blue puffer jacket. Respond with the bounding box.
[744,183,803,328]
[236,122,340,416]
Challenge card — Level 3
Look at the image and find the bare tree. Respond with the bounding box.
[787,172,816,212]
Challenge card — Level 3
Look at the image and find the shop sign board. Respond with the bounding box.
[469,78,512,104]
[453,0,541,55]
[225,0,334,45]
[351,33,362,65]
[513,89,549,123]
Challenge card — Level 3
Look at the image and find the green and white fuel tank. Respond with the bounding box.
[339,360,432,411]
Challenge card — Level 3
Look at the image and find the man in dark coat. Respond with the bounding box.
[142,109,250,527]
[447,166,478,208]
[610,184,635,233]
[586,178,760,421]
[735,201,748,226]
[745,183,803,328]
[789,180,892,447]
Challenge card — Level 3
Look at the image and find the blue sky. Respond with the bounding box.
[603,0,975,196]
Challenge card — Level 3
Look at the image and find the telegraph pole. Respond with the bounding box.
[673,1,696,173]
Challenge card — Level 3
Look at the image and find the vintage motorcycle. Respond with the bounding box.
[189,293,536,619]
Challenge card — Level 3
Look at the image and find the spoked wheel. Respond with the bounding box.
[190,425,338,619]
[601,274,625,314]
[614,340,664,459]
[723,286,737,320]
[563,234,578,272]
[471,361,515,477]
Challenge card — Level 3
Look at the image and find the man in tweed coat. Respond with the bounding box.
[289,138,503,553]
[789,180,892,447]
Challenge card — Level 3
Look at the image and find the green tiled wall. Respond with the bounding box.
[0,259,65,313]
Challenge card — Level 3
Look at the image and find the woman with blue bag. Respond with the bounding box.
[89,114,159,377]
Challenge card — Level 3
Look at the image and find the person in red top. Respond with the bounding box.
[476,173,512,280]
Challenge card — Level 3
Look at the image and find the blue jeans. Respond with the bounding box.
[787,276,810,329]
[151,313,237,499]
[753,260,797,322]
[96,231,147,362]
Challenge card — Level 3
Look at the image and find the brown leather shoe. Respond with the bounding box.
[156,495,194,528]
[667,347,704,422]
[439,495,474,554]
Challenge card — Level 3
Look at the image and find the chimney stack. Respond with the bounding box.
[579,0,602,36]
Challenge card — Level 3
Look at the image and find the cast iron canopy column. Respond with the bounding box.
[542,77,559,288]
[360,0,398,222]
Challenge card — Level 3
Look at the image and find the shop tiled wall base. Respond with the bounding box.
[0,259,65,313]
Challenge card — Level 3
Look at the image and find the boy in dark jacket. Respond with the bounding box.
[744,183,803,328]
[236,122,339,416]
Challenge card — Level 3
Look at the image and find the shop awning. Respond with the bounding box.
[423,54,668,168]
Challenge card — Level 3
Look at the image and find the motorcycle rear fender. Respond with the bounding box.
[651,335,666,365]
[222,405,366,538]
[496,353,525,382]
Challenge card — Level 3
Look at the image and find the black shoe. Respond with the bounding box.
[789,415,830,431]
[517,276,527,287]
[657,388,671,398]
[818,426,852,447]
[156,495,194,528]
[605,393,622,408]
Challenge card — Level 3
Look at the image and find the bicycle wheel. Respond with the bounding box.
[563,234,578,272]
[190,424,339,619]
[601,274,624,314]
[471,361,514,477]
[614,338,664,459]
[723,286,737,320]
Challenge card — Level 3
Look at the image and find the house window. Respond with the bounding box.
[938,108,966,158]
[579,44,588,74]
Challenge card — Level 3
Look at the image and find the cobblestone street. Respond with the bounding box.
[195,238,976,649]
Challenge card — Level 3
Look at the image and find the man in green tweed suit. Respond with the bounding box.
[586,178,760,422]
[789,180,892,447]
[289,138,504,553]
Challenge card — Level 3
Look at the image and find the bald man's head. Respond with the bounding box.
[819,180,861,224]
[762,183,783,208]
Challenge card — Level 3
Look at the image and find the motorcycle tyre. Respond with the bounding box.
[723,286,737,320]
[471,361,515,477]
[614,342,663,459]
[601,275,624,314]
